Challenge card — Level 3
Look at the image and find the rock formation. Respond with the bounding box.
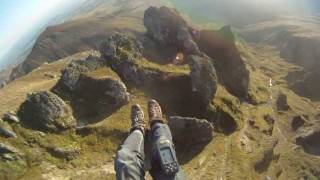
[287,70,320,100]
[53,53,130,124]
[0,121,17,138]
[276,92,290,111]
[2,112,20,123]
[168,116,213,145]
[18,91,76,132]
[47,146,81,161]
[100,33,166,86]
[0,143,23,161]
[196,27,250,98]
[188,55,217,106]
[144,6,200,55]
[291,115,306,131]
[296,124,320,155]
[57,54,104,91]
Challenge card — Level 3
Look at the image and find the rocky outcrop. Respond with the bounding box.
[0,143,22,161]
[291,115,306,131]
[286,70,320,100]
[47,146,81,160]
[196,27,250,98]
[296,124,320,155]
[18,91,76,132]
[0,121,17,138]
[100,33,166,86]
[188,55,217,106]
[276,92,290,111]
[2,112,20,123]
[168,116,213,145]
[53,50,130,124]
[144,6,200,55]
[56,54,104,91]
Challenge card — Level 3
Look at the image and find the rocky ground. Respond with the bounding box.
[1,5,320,180]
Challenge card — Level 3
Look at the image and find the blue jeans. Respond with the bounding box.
[115,123,186,180]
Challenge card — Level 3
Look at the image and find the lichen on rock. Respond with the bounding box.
[18,91,76,132]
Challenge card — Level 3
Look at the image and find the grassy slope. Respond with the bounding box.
[2,25,320,180]
[2,42,320,180]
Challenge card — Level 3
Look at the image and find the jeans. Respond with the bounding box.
[115,123,186,180]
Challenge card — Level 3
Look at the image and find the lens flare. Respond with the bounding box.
[173,53,185,65]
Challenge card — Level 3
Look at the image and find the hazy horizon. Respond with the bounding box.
[1,0,320,71]
[0,0,85,70]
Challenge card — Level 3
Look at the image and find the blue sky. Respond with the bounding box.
[0,0,68,67]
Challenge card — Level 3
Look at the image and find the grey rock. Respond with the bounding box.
[74,75,130,108]
[0,143,22,161]
[2,153,15,161]
[58,54,104,91]
[218,25,235,42]
[0,143,19,154]
[100,33,162,86]
[188,55,218,106]
[48,146,80,160]
[18,91,76,132]
[196,28,250,98]
[144,6,200,55]
[276,92,290,111]
[287,70,320,100]
[291,115,306,131]
[100,33,143,63]
[3,112,20,123]
[296,124,320,155]
[168,116,213,145]
[0,121,17,138]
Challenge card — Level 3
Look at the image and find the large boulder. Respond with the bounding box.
[168,116,213,145]
[144,6,200,55]
[276,92,290,111]
[296,124,320,155]
[188,55,217,106]
[196,27,250,98]
[18,91,76,132]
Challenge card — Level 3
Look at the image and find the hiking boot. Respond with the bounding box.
[148,99,164,127]
[130,104,146,134]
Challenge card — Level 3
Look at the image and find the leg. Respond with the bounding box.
[115,130,145,180]
[148,100,187,180]
[115,105,146,180]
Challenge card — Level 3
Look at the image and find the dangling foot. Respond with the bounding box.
[148,99,164,127]
[130,104,146,134]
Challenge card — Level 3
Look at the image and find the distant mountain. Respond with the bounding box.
[4,0,320,85]
[8,0,161,82]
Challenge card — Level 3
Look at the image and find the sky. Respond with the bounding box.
[0,0,73,68]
